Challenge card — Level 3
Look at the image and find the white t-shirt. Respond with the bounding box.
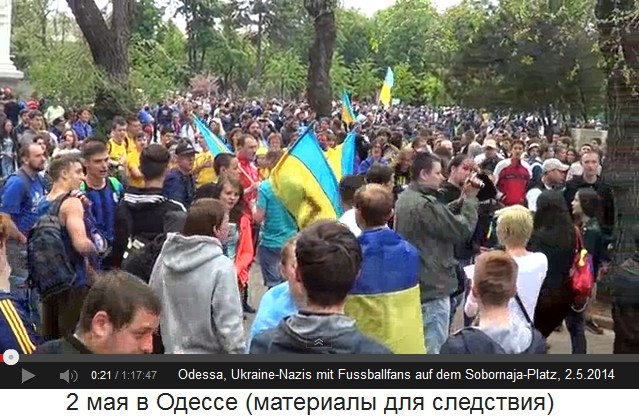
[464,252,548,324]
[339,208,361,237]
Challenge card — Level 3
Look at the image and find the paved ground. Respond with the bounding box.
[245,264,614,354]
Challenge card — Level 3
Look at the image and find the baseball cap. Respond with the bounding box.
[542,158,569,173]
[483,139,498,149]
[175,142,197,156]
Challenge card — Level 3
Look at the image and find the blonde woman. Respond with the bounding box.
[465,205,548,326]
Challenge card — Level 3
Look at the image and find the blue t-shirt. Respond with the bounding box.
[257,180,297,249]
[248,282,297,345]
[83,178,123,245]
[0,170,46,234]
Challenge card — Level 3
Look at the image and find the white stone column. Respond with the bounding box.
[0,0,24,85]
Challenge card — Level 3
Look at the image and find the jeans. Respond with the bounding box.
[565,307,587,354]
[258,245,284,288]
[421,297,451,354]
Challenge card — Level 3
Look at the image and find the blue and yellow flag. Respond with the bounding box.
[194,118,231,156]
[345,229,425,354]
[341,90,356,126]
[378,67,394,108]
[326,130,356,181]
[270,128,341,229]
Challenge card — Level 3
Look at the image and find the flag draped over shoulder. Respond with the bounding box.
[341,90,356,125]
[326,130,356,181]
[378,67,394,108]
[345,230,425,354]
[270,128,342,229]
[194,118,231,156]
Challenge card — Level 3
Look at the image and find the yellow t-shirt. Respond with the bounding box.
[125,134,138,155]
[126,148,144,188]
[108,139,127,164]
[194,152,216,187]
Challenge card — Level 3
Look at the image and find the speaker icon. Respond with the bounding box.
[60,369,78,383]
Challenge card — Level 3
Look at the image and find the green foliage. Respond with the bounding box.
[263,49,306,98]
[10,0,606,120]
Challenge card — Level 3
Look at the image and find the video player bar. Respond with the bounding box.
[2,362,634,389]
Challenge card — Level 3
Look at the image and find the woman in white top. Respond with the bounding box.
[52,129,80,158]
[465,205,548,325]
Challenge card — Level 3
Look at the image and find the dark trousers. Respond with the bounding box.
[565,307,587,354]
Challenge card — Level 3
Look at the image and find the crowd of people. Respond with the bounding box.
[0,90,636,355]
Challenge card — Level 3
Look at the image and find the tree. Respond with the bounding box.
[596,0,639,266]
[351,58,379,101]
[304,0,337,117]
[263,49,306,98]
[392,62,418,104]
[330,53,351,95]
[65,0,135,123]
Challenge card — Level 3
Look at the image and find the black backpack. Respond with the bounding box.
[121,233,167,283]
[26,193,78,299]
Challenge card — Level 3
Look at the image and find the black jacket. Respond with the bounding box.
[564,176,615,236]
[35,335,93,354]
[112,187,186,268]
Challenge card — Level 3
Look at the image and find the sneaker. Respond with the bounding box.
[242,300,256,314]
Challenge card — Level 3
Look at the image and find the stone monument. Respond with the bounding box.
[0,0,24,87]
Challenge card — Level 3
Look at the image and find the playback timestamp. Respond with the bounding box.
[91,370,158,381]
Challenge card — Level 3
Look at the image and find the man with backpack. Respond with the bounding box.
[29,154,101,340]
[0,143,47,281]
[80,140,124,270]
[112,144,186,278]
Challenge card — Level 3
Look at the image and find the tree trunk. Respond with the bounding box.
[66,0,134,126]
[304,0,337,118]
[596,0,639,272]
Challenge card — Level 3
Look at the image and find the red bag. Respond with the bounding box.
[570,226,595,300]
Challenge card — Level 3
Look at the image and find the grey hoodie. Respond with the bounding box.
[150,233,246,354]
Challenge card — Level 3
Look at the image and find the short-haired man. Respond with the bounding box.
[395,152,479,354]
[441,251,546,354]
[338,175,367,236]
[526,158,569,212]
[250,220,392,354]
[113,144,186,272]
[163,142,196,209]
[345,184,424,354]
[493,139,532,207]
[0,143,47,279]
[36,154,100,339]
[35,271,161,354]
[80,140,124,270]
[564,150,614,236]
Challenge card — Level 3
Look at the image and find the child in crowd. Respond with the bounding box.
[248,236,303,344]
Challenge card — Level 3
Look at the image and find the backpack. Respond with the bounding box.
[0,168,34,206]
[570,226,595,308]
[26,193,78,299]
[121,233,166,283]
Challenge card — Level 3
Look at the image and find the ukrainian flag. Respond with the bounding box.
[270,128,341,229]
[326,130,356,181]
[345,229,425,354]
[341,89,356,126]
[194,118,231,156]
[378,67,394,108]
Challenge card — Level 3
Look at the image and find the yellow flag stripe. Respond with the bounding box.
[0,300,35,354]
